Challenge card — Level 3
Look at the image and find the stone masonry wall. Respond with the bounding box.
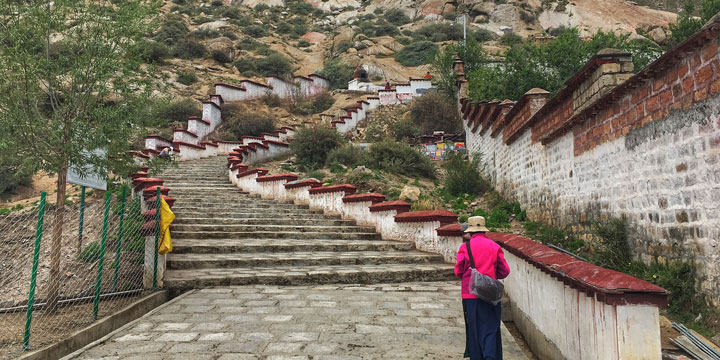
[460,22,720,306]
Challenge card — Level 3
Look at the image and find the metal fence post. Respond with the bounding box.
[93,192,111,320]
[112,186,127,291]
[23,191,46,350]
[152,187,161,290]
[77,185,86,254]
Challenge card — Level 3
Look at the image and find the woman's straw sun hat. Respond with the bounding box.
[465,216,490,233]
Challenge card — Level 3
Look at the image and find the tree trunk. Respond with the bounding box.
[46,165,67,310]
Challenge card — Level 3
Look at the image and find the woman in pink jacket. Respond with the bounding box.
[454,216,510,360]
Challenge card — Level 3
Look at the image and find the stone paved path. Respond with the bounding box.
[66,282,527,360]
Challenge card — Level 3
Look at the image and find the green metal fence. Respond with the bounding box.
[0,185,159,358]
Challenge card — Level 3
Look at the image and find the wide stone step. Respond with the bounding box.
[172,198,299,206]
[170,211,331,219]
[163,263,456,289]
[165,183,230,188]
[172,230,381,240]
[171,207,322,215]
[171,239,416,254]
[164,186,239,191]
[171,224,376,233]
[166,251,444,269]
[172,217,355,226]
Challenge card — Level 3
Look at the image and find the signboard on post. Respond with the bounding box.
[67,149,107,191]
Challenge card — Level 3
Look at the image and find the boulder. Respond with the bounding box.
[306,0,361,12]
[241,0,286,8]
[207,37,234,61]
[374,36,405,52]
[400,185,421,202]
[333,26,356,48]
[335,10,359,25]
[302,31,327,44]
[648,27,667,45]
[490,4,520,25]
[360,44,395,56]
[471,2,496,16]
[197,20,231,31]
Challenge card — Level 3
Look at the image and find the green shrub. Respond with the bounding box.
[154,19,189,46]
[254,3,270,12]
[408,92,461,133]
[444,153,488,196]
[0,156,32,195]
[191,28,221,39]
[233,58,258,76]
[336,41,354,54]
[326,144,367,168]
[366,140,435,178]
[394,41,438,66]
[373,22,399,36]
[306,170,325,181]
[277,22,292,34]
[384,8,411,25]
[289,2,313,15]
[139,40,169,64]
[520,10,536,23]
[500,33,523,47]
[472,28,497,42]
[177,71,197,85]
[291,127,346,169]
[415,23,463,42]
[262,94,283,107]
[149,98,198,127]
[316,58,354,89]
[396,37,412,45]
[173,39,206,59]
[79,241,103,263]
[256,53,293,77]
[390,119,419,141]
[297,39,311,47]
[292,23,307,36]
[221,103,276,139]
[374,7,384,14]
[243,24,267,37]
[211,49,231,63]
[591,218,632,271]
[221,6,241,19]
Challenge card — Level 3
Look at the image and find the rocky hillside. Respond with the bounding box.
[149,0,678,127]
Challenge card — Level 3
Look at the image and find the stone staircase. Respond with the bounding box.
[161,157,455,289]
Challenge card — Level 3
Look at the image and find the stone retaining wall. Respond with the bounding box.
[458,19,720,306]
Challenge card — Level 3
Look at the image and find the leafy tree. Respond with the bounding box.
[408,93,461,133]
[430,38,488,99]
[467,28,662,101]
[291,127,345,169]
[316,59,354,89]
[0,0,158,307]
[668,1,720,47]
[256,53,293,77]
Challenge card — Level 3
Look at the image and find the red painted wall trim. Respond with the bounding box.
[284,179,323,189]
[436,223,464,237]
[394,210,458,225]
[342,193,386,204]
[368,200,411,213]
[237,168,269,178]
[486,233,669,306]
[256,173,299,183]
[215,82,246,91]
[174,141,205,150]
[308,184,357,195]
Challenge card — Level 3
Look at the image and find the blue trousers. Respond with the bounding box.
[463,299,503,360]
